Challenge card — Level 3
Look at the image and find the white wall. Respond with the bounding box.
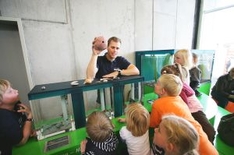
[0,0,196,119]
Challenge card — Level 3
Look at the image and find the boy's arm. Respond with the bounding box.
[17,104,33,145]
[80,139,87,155]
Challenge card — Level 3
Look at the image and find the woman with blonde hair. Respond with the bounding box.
[174,49,193,84]
[118,103,151,155]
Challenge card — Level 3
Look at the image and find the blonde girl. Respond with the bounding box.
[118,103,151,155]
[174,49,193,84]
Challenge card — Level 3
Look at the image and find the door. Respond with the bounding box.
[0,17,32,103]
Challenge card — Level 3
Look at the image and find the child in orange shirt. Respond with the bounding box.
[160,64,215,143]
[150,74,218,155]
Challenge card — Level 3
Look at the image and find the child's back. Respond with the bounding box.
[80,111,119,155]
[119,103,151,155]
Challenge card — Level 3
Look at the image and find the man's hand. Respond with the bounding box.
[102,71,119,79]
[92,47,103,55]
[84,78,93,84]
[92,38,104,55]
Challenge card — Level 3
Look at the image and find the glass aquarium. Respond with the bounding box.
[30,95,75,140]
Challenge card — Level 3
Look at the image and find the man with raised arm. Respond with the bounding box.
[85,36,139,83]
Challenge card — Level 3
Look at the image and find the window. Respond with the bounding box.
[198,0,234,87]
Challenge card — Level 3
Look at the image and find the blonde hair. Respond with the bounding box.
[86,111,114,142]
[125,103,150,136]
[161,115,199,155]
[0,79,11,102]
[158,74,182,96]
[174,49,192,69]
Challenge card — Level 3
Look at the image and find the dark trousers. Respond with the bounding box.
[192,111,216,144]
[211,91,229,108]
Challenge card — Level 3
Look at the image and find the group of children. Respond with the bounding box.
[0,49,218,155]
[80,49,218,155]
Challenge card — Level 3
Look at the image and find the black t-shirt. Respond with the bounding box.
[0,108,26,155]
[212,74,234,99]
[95,53,131,78]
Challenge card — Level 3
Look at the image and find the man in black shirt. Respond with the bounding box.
[211,67,234,108]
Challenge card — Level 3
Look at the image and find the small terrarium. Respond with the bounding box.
[30,95,75,140]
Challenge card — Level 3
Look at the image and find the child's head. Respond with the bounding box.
[192,53,199,65]
[174,49,192,68]
[86,111,114,142]
[125,103,150,137]
[0,79,19,106]
[0,79,11,103]
[161,64,182,79]
[228,67,234,79]
[161,64,187,83]
[155,74,182,97]
[153,115,199,155]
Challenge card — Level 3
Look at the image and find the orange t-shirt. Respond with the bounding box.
[150,96,218,155]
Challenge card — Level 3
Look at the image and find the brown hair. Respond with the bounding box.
[107,36,121,46]
[0,79,11,102]
[161,64,187,83]
[125,103,150,136]
[86,111,114,142]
